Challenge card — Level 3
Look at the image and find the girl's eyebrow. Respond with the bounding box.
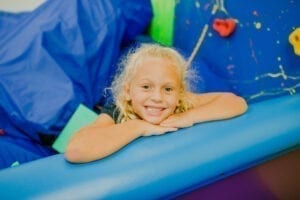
[137,78,151,83]
[164,82,177,86]
[136,78,179,86]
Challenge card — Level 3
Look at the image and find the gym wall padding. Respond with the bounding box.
[173,0,300,103]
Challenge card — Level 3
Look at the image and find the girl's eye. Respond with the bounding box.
[142,85,150,90]
[165,87,173,93]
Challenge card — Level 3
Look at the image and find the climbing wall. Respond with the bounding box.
[173,0,300,103]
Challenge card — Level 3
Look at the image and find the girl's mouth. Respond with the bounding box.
[145,106,165,116]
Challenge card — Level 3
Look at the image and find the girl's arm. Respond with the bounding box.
[65,114,177,163]
[160,92,248,128]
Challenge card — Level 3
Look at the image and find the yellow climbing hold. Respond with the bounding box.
[289,28,300,56]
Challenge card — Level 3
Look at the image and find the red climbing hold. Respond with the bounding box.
[212,18,236,37]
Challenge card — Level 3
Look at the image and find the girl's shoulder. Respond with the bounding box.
[99,104,119,123]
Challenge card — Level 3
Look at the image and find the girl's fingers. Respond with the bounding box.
[144,126,178,136]
[154,127,177,135]
[160,119,175,127]
[165,127,178,132]
[161,120,193,128]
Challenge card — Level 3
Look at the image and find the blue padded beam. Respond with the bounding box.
[0,94,299,199]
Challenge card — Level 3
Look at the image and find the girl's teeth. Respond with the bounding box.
[147,107,163,115]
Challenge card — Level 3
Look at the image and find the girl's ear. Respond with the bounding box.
[177,99,181,106]
[126,94,131,101]
[178,89,184,106]
[124,85,131,101]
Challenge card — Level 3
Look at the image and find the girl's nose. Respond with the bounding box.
[151,89,163,102]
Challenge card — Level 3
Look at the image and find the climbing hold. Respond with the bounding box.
[212,18,236,37]
[289,28,300,56]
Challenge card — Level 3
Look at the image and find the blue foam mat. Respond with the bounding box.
[0,94,299,199]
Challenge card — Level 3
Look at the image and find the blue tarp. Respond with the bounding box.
[0,0,152,169]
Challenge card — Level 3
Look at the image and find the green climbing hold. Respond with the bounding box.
[149,0,175,46]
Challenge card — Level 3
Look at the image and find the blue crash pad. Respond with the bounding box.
[0,0,152,169]
[0,94,299,199]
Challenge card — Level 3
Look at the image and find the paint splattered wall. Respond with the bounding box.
[173,0,300,103]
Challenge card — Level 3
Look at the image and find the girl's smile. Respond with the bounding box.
[144,105,166,116]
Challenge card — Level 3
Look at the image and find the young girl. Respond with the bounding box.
[65,44,248,163]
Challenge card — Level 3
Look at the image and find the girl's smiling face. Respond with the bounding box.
[126,57,181,124]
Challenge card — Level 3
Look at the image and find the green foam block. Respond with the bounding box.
[52,104,98,153]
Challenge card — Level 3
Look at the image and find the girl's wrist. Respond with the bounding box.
[125,119,147,137]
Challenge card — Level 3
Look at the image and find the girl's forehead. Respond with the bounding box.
[141,56,173,64]
[132,59,180,83]
[136,57,177,71]
[139,59,175,72]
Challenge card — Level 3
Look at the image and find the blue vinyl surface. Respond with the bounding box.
[0,0,152,169]
[0,94,299,199]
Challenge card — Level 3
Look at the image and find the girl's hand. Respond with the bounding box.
[160,112,194,128]
[139,120,178,136]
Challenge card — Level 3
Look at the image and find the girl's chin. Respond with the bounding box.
[142,116,164,125]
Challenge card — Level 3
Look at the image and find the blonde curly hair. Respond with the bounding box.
[111,43,193,123]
